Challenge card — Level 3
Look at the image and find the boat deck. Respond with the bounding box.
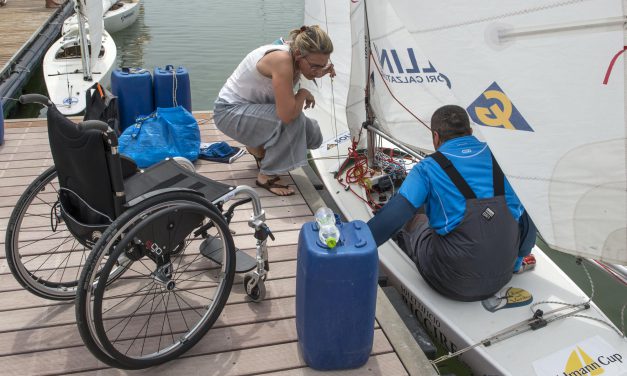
[0,113,433,375]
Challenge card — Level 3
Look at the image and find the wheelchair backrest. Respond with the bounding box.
[47,105,123,223]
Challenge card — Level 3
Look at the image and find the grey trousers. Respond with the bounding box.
[213,98,323,176]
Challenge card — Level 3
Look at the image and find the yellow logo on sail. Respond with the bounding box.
[474,90,515,130]
[563,347,605,376]
[467,82,534,132]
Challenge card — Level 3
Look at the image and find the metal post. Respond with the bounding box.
[74,0,92,81]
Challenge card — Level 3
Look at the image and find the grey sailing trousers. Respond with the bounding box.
[213,98,322,176]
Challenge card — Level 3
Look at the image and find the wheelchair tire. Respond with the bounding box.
[5,166,87,300]
[76,191,236,369]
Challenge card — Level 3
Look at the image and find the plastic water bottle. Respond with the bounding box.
[314,207,340,248]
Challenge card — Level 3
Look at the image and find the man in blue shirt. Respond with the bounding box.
[367,105,536,301]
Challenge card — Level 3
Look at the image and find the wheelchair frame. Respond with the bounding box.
[5,94,273,369]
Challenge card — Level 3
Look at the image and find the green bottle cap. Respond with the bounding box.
[325,237,337,248]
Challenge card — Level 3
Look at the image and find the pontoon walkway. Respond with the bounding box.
[0,113,436,376]
[0,0,73,112]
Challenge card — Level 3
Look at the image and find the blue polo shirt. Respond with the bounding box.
[398,135,524,235]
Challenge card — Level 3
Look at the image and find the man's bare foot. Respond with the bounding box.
[255,173,294,196]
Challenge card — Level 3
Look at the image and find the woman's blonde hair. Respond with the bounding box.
[288,25,333,56]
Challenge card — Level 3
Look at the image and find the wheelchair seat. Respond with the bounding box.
[124,159,234,203]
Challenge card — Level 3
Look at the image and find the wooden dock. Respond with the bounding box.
[0,0,72,113]
[0,113,435,375]
[0,0,59,71]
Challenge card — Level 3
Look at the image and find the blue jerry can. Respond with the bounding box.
[153,65,192,112]
[296,219,378,370]
[111,68,154,131]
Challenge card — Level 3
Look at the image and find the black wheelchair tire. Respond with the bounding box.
[75,191,236,369]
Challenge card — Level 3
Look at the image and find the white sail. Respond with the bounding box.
[350,0,626,264]
[79,0,104,68]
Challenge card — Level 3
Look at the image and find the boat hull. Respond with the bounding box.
[43,31,117,116]
[310,137,627,375]
[63,0,141,35]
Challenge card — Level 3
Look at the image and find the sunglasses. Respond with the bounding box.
[303,55,331,72]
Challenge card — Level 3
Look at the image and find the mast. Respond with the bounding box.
[74,0,92,81]
[363,0,377,168]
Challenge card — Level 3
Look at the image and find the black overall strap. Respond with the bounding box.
[491,154,505,197]
[430,151,477,199]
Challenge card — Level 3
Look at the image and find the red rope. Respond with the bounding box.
[369,52,431,131]
[602,46,627,85]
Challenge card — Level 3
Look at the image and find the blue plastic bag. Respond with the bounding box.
[118,106,200,168]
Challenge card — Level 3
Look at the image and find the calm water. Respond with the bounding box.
[13,0,304,117]
[12,0,626,350]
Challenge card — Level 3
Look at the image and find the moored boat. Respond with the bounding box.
[63,0,142,35]
[304,1,627,375]
[44,0,117,115]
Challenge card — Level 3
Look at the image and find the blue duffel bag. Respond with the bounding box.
[118,106,200,168]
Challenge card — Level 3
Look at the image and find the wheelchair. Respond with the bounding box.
[5,94,273,369]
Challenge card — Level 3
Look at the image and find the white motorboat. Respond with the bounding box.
[63,0,142,35]
[304,1,627,375]
[44,0,117,116]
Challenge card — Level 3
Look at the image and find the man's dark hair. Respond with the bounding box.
[431,105,472,142]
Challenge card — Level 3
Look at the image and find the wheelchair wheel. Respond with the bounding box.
[76,191,236,369]
[5,167,89,300]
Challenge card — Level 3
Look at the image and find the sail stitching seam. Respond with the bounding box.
[409,0,591,34]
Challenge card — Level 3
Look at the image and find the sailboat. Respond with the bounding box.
[43,0,117,116]
[304,0,627,375]
[62,0,142,35]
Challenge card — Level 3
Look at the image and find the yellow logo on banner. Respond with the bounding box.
[564,347,605,375]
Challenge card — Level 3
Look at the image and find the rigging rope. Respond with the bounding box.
[368,52,431,131]
[430,258,626,365]
[602,46,627,85]
[321,0,341,168]
[171,68,178,107]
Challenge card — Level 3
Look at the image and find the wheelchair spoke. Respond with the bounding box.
[122,286,162,356]
[169,290,208,319]
[173,288,212,304]
[174,268,214,284]
[19,227,74,250]
[105,283,160,336]
[78,193,237,367]
[23,234,75,267]
[171,292,191,332]
[102,282,159,315]
[158,290,176,352]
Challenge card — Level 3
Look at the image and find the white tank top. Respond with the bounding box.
[218,44,290,104]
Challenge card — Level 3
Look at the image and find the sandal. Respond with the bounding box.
[255,177,295,196]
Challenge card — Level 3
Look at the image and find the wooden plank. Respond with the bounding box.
[0,243,301,293]
[0,0,56,71]
[0,329,393,376]
[267,353,409,376]
[0,279,298,334]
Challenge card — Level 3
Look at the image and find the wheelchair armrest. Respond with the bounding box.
[80,120,109,132]
[125,187,204,207]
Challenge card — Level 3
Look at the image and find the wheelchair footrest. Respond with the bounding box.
[199,237,256,273]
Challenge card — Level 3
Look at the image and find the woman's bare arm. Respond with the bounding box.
[258,51,309,123]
